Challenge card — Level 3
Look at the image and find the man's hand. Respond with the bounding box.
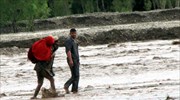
[52,53,55,57]
[69,60,74,67]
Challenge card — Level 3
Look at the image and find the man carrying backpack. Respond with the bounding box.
[28,36,59,99]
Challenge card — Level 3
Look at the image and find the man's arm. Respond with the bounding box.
[65,39,73,67]
[67,50,73,67]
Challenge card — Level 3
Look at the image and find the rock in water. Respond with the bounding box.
[41,87,58,98]
[165,95,175,100]
[172,41,180,45]
[0,93,6,97]
[107,43,116,48]
[84,85,94,91]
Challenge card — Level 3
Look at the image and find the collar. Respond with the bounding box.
[70,37,75,41]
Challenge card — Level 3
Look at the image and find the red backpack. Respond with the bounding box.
[27,47,38,64]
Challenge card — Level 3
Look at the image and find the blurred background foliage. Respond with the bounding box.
[0,0,179,32]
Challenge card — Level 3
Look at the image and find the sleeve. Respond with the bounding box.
[64,39,72,53]
[52,40,59,52]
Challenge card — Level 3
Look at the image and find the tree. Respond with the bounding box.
[95,0,100,12]
[71,0,83,14]
[24,0,50,31]
[101,0,105,11]
[104,0,113,12]
[144,0,152,10]
[84,0,95,13]
[0,0,50,32]
[171,0,180,7]
[48,0,55,17]
[159,0,167,9]
[0,0,25,32]
[113,0,133,12]
[132,0,145,11]
[165,0,173,8]
[51,0,72,16]
[176,0,180,7]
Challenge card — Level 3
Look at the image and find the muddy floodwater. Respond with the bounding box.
[0,40,179,100]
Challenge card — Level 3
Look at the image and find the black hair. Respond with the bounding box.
[70,28,76,33]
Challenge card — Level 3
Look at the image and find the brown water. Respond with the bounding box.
[0,40,179,100]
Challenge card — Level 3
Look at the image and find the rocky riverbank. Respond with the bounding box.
[1,8,180,33]
[0,20,179,49]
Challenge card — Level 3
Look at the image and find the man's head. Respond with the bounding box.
[70,28,77,39]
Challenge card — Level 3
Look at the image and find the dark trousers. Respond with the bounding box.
[64,59,79,92]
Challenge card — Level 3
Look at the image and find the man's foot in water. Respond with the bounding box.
[30,97,37,99]
[72,91,78,94]
[64,86,70,94]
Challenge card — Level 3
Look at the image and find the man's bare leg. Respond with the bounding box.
[64,86,70,94]
[45,75,57,96]
[31,78,44,99]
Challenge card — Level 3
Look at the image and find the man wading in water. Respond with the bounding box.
[64,28,80,94]
[28,36,59,99]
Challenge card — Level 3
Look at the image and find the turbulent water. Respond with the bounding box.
[0,40,179,100]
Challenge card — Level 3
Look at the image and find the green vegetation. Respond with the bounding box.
[0,0,49,32]
[0,0,180,33]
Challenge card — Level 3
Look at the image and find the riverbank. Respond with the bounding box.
[0,20,179,49]
[1,8,180,33]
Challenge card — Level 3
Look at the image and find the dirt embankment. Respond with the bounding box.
[1,8,180,33]
[0,20,179,49]
[0,8,180,50]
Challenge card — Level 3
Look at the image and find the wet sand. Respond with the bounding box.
[0,40,180,100]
